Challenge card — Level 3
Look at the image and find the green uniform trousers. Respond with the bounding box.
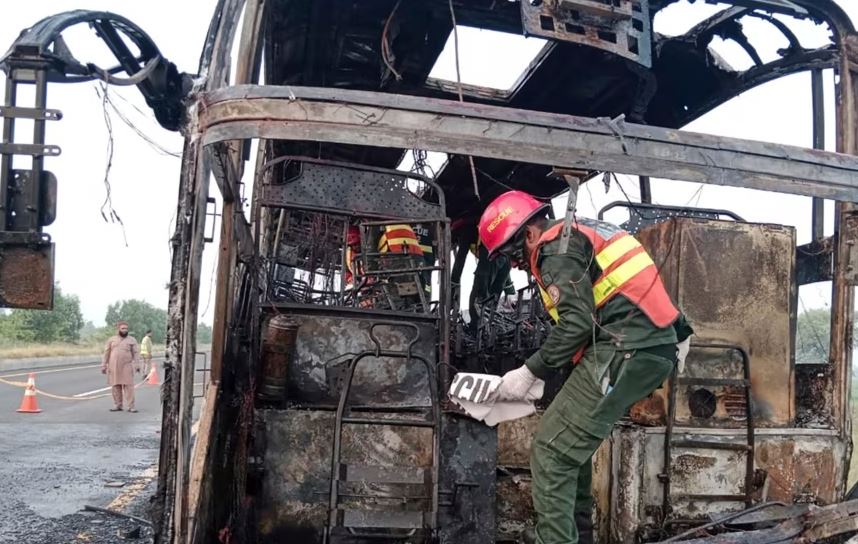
[531,344,675,544]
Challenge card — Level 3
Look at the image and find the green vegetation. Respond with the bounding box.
[0,286,83,343]
[0,285,211,359]
[105,299,168,343]
[796,307,831,365]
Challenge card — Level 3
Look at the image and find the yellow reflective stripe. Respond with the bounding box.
[592,251,654,306]
[381,237,421,247]
[419,244,433,253]
[538,286,560,323]
[595,235,641,270]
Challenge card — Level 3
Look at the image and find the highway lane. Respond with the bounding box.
[0,355,208,543]
[0,359,168,422]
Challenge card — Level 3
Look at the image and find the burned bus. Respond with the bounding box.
[2,0,858,542]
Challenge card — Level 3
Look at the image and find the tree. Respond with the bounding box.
[795,308,832,365]
[105,299,168,343]
[197,323,213,345]
[1,285,84,343]
[79,320,113,343]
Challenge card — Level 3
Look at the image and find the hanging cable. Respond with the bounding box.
[447,0,480,199]
[103,94,182,157]
[381,0,404,82]
[95,81,129,247]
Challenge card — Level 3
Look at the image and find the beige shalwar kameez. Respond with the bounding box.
[102,335,141,410]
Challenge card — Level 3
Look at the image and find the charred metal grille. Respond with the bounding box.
[521,0,651,67]
[269,211,345,305]
[260,160,443,221]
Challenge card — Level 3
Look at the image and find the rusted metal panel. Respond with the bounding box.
[610,426,646,543]
[283,313,436,407]
[197,85,858,202]
[438,416,496,544]
[608,426,847,539]
[0,243,53,309]
[497,475,534,540]
[637,219,796,428]
[257,409,433,542]
[592,438,612,544]
[497,413,539,469]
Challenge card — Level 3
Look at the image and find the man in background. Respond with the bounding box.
[140,329,153,377]
[101,321,141,413]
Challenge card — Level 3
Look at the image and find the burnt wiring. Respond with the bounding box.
[95,81,128,247]
[100,88,182,158]
[411,149,436,178]
[381,0,404,82]
[447,0,481,200]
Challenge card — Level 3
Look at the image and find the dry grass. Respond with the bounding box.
[0,342,166,360]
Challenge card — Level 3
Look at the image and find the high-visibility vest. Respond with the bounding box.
[530,219,679,329]
[141,336,152,357]
[378,224,424,256]
[412,224,434,257]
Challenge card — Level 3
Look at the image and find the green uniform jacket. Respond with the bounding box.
[525,222,681,380]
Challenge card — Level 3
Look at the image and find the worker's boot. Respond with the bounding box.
[518,514,592,544]
[575,511,594,544]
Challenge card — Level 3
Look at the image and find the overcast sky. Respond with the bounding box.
[1,1,855,325]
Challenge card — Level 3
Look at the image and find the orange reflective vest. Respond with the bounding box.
[378,224,424,256]
[530,219,679,329]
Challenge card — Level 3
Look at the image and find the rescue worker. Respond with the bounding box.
[451,218,516,324]
[140,329,154,376]
[377,223,428,307]
[377,223,424,257]
[412,222,435,297]
[477,190,691,544]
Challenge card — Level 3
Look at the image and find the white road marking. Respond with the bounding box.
[0,357,168,380]
[0,363,101,379]
[73,385,113,397]
[73,381,204,398]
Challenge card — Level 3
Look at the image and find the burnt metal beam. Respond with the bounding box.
[155,0,246,542]
[829,34,858,485]
[813,69,826,241]
[198,85,858,202]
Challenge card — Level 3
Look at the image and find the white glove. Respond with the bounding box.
[676,337,691,374]
[498,296,516,313]
[495,365,539,401]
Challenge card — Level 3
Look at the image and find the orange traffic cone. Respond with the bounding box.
[16,373,42,413]
[147,361,160,386]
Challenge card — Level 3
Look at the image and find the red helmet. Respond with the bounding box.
[347,226,361,246]
[478,191,549,258]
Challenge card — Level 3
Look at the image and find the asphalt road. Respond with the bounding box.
[0,356,207,543]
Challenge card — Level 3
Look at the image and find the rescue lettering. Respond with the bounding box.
[487,206,514,233]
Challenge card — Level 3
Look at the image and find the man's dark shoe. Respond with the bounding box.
[127,409,139,413]
[519,526,537,544]
[109,407,122,412]
[576,511,594,544]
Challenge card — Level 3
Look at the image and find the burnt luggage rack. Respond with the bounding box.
[326,321,440,543]
[660,343,755,524]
